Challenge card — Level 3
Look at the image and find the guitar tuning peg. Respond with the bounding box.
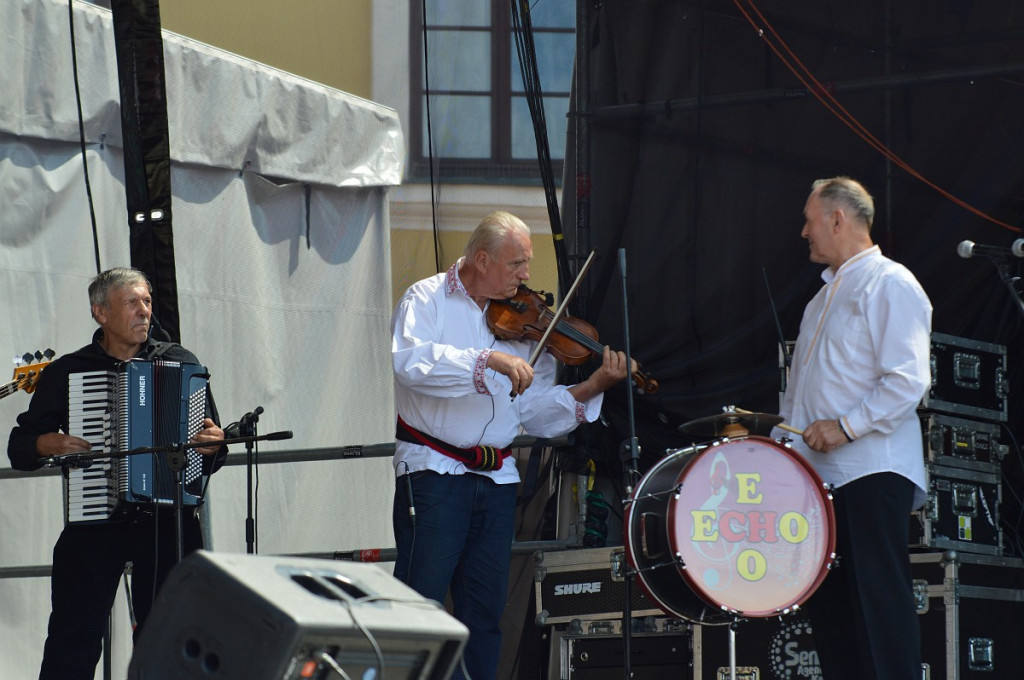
[44,349,55,359]
[34,351,43,361]
[22,353,33,364]
[12,354,22,366]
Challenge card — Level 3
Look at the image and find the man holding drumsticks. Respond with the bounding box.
[772,177,931,680]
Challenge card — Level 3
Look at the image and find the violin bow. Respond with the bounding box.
[526,249,597,368]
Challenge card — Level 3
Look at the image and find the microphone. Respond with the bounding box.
[957,239,1024,260]
[405,475,416,527]
[56,454,94,470]
[399,461,416,528]
[224,406,264,438]
[241,406,264,423]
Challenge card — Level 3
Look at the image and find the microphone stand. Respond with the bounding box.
[235,406,265,554]
[992,259,1024,320]
[762,267,792,372]
[166,440,188,565]
[616,248,641,680]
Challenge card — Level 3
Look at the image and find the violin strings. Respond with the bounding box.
[540,309,603,353]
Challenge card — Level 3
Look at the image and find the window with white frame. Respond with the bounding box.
[409,0,574,183]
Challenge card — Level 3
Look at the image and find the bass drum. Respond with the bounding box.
[624,436,836,624]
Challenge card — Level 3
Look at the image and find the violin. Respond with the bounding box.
[485,285,658,394]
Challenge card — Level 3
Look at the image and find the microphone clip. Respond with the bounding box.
[225,406,265,439]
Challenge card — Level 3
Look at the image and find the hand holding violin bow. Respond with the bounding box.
[484,350,536,396]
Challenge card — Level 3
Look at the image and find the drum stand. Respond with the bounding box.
[726,619,741,680]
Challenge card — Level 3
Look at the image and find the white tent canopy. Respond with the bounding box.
[0,0,404,676]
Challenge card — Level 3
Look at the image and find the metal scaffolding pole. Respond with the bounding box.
[572,0,592,315]
[589,61,1024,121]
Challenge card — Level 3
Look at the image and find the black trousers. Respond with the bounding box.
[803,472,921,680]
[38,510,203,680]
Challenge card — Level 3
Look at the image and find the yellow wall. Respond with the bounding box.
[159,1,372,99]
[157,2,562,309]
[388,230,559,308]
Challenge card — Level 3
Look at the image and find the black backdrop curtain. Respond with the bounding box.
[561,0,1024,543]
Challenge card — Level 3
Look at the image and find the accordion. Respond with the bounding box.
[65,359,210,524]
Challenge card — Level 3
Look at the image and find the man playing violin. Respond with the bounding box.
[391,211,631,680]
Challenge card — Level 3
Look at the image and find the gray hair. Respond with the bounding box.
[464,211,531,259]
[88,267,151,309]
[812,176,875,230]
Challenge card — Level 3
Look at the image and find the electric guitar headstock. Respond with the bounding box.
[1,349,55,400]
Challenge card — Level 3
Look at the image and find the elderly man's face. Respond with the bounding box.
[801,190,840,268]
[478,231,532,300]
[92,283,152,348]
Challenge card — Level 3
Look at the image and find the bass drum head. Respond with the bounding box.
[669,436,835,617]
[625,437,835,623]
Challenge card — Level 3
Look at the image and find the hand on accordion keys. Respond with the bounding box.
[191,417,226,456]
[34,432,93,460]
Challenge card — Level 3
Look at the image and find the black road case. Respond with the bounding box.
[910,463,1002,556]
[911,550,1024,679]
[924,333,1009,422]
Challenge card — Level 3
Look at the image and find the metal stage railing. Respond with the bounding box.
[0,433,571,581]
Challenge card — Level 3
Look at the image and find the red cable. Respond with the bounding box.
[734,0,1021,233]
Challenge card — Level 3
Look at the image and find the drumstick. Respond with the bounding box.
[775,422,804,436]
[733,407,804,436]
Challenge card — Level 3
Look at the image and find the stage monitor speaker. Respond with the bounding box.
[127,550,467,680]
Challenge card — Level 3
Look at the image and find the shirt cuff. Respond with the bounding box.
[838,415,857,440]
[473,349,493,395]
[572,392,604,424]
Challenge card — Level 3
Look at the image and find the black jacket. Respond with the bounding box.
[7,328,227,473]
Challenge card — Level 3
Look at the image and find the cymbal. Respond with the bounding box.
[677,411,783,438]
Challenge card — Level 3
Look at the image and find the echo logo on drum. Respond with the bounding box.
[689,471,813,583]
[553,582,603,596]
[628,437,833,621]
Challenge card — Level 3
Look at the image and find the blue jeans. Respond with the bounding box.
[393,471,517,680]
